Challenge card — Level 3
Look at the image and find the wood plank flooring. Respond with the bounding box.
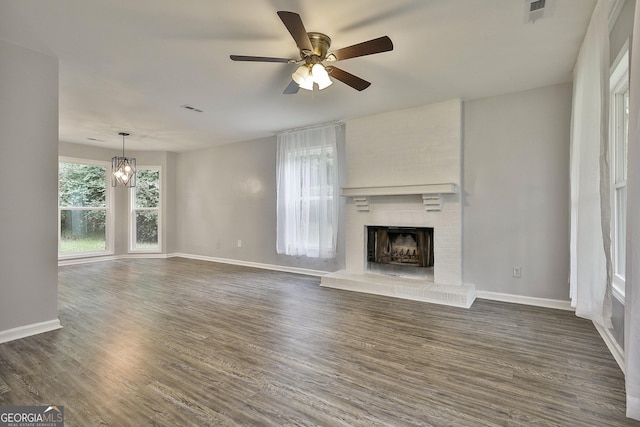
[0,258,637,426]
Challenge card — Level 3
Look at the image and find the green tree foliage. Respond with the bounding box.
[135,169,159,208]
[58,163,160,247]
[59,163,107,240]
[58,163,106,207]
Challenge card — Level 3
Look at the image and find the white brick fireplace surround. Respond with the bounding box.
[320,99,476,308]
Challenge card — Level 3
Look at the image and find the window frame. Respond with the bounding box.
[609,42,629,302]
[276,126,340,259]
[58,157,114,259]
[289,145,335,256]
[129,165,162,253]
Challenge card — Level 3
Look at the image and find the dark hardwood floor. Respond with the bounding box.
[0,258,636,426]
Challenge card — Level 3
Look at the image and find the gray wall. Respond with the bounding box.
[175,85,574,299]
[58,142,177,256]
[610,0,635,65]
[463,83,573,300]
[175,136,345,272]
[54,83,582,303]
[0,41,59,331]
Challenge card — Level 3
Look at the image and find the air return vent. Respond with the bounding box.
[526,0,547,23]
[529,0,546,12]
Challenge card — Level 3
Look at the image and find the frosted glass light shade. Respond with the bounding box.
[292,65,310,84]
[312,63,332,90]
[299,76,314,90]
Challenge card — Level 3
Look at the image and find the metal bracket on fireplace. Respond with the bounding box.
[353,197,370,212]
[422,194,442,211]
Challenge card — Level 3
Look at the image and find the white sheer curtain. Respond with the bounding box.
[625,2,640,419]
[276,123,340,259]
[569,0,613,327]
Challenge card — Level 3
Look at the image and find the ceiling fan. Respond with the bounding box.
[230,11,393,94]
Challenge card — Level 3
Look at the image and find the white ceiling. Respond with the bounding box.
[0,0,596,152]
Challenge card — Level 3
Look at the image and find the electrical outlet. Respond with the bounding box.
[513,267,522,278]
[237,240,242,248]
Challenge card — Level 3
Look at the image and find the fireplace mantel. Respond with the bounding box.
[341,183,457,212]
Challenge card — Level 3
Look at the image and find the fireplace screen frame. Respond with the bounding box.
[366,226,434,268]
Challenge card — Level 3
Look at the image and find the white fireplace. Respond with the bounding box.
[320,99,475,308]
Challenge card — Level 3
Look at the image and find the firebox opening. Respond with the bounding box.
[366,226,434,279]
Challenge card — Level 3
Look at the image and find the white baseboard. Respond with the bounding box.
[476,290,574,311]
[58,255,120,266]
[58,253,175,266]
[174,253,330,277]
[593,322,625,373]
[0,319,62,344]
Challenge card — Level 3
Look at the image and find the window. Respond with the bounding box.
[276,124,340,259]
[130,167,161,252]
[58,159,111,256]
[610,46,629,299]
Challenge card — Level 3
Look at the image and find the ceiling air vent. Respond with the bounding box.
[181,104,204,113]
[530,0,546,12]
[526,0,547,23]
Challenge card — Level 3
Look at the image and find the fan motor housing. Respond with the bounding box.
[304,32,331,60]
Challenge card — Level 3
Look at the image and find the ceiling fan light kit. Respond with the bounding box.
[230,11,393,94]
[292,63,332,91]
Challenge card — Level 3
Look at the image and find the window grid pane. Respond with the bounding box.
[615,186,626,278]
[135,210,159,249]
[58,163,107,207]
[610,54,629,288]
[132,168,160,251]
[622,88,629,181]
[135,169,160,208]
[59,209,106,253]
[58,161,110,256]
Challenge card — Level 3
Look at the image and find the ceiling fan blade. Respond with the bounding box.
[283,80,300,94]
[327,66,371,91]
[328,36,393,61]
[230,55,293,63]
[277,11,313,52]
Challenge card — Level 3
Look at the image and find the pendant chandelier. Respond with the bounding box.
[112,132,136,187]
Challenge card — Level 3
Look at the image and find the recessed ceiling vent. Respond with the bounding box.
[181,104,203,113]
[530,0,546,12]
[526,0,547,23]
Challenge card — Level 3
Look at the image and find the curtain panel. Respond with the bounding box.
[569,0,613,328]
[276,124,340,259]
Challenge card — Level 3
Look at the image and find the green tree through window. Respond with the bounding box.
[132,168,160,250]
[58,161,110,254]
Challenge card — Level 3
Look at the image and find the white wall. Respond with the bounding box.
[343,100,463,284]
[175,136,345,272]
[346,99,462,187]
[463,83,573,300]
[0,41,59,335]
